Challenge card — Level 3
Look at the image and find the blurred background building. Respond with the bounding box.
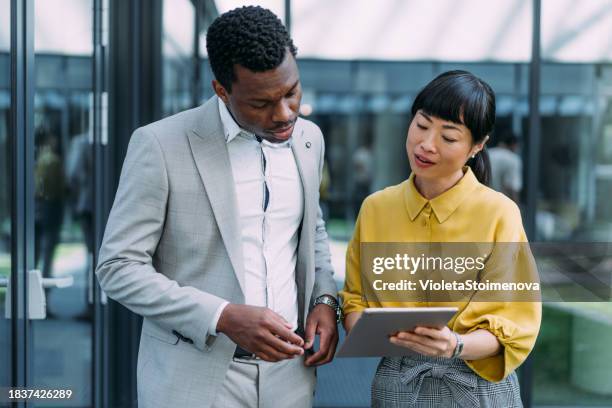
[1,0,612,406]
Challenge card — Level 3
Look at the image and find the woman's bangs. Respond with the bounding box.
[416,82,490,139]
[416,83,467,127]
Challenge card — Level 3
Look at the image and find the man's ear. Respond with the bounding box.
[212,80,229,104]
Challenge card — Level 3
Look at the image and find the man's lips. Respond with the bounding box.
[268,122,296,138]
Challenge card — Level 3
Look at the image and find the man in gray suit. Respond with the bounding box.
[96,6,339,408]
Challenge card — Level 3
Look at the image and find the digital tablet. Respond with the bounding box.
[335,307,459,357]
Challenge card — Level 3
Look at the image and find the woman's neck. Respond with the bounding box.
[414,169,464,200]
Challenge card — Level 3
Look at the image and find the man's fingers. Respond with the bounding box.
[268,320,304,346]
[316,332,338,366]
[256,351,274,362]
[317,328,332,356]
[248,330,303,361]
[264,333,304,356]
[265,309,294,329]
[256,342,293,361]
[305,328,332,366]
[305,347,325,366]
[303,320,317,349]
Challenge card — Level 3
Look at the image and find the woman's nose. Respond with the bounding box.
[419,133,436,153]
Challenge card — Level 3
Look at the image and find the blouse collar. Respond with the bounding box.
[404,166,480,223]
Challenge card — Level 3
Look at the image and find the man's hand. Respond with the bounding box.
[217,304,304,362]
[303,304,338,366]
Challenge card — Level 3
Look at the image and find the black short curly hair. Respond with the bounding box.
[206,6,297,92]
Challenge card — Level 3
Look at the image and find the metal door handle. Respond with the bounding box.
[4,269,74,319]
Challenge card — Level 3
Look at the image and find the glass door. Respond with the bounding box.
[2,0,108,406]
[27,0,96,405]
[0,0,12,396]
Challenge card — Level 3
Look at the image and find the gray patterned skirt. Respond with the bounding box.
[372,354,522,408]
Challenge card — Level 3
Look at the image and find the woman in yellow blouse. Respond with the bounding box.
[340,70,541,407]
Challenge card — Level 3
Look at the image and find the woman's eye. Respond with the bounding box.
[417,124,428,130]
[442,136,457,143]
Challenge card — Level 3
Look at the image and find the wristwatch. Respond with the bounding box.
[451,331,464,359]
[313,294,342,323]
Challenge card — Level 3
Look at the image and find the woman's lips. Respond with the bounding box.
[414,153,435,168]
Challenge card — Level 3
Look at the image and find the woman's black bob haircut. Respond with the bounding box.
[410,70,496,185]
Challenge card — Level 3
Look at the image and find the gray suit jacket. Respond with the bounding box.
[95,96,337,407]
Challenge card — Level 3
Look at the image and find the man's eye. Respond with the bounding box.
[442,136,457,143]
[417,124,427,130]
[252,103,267,109]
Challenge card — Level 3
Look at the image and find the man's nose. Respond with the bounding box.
[272,100,293,124]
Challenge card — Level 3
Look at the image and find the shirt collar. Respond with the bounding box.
[218,97,249,143]
[217,98,292,148]
[404,166,480,223]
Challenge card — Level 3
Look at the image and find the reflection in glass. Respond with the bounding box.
[0,0,11,391]
[532,1,612,406]
[285,62,523,234]
[532,65,612,402]
[32,0,94,405]
[162,0,195,116]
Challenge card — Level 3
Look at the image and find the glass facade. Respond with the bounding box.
[1,1,611,407]
[0,0,11,393]
[531,1,612,405]
[291,62,529,226]
[30,0,95,405]
[162,0,195,116]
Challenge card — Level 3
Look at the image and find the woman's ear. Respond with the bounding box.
[472,135,490,156]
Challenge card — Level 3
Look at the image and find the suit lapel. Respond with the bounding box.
[291,122,316,325]
[187,97,246,296]
[291,126,313,223]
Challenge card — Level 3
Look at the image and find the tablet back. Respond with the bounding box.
[336,307,458,357]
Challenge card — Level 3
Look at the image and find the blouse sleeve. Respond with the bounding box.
[339,206,369,316]
[454,199,542,382]
[454,301,541,382]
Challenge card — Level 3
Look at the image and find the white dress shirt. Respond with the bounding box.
[209,98,304,335]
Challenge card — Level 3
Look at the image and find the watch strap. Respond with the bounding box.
[451,331,464,359]
[313,295,342,323]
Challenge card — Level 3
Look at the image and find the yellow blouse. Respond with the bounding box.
[339,167,542,382]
